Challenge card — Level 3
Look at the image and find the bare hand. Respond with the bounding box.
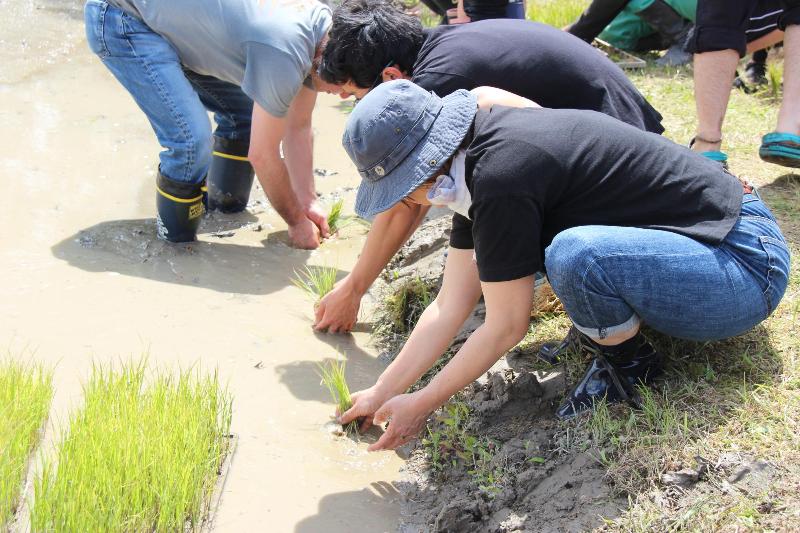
[305,201,331,239]
[313,277,361,333]
[338,385,394,433]
[369,393,430,451]
[287,217,321,249]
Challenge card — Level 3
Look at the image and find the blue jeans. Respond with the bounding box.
[545,193,791,341]
[84,0,253,185]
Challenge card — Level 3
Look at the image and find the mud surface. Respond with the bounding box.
[1,3,403,531]
[368,219,628,532]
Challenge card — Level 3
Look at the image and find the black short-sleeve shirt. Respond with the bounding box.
[411,19,664,134]
[449,107,743,282]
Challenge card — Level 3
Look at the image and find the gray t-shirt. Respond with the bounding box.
[108,0,331,117]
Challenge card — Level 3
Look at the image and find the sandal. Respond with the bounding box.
[760,132,800,168]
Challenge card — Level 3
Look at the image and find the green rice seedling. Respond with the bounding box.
[527,0,590,29]
[0,359,52,528]
[327,198,345,234]
[317,358,357,433]
[30,360,232,533]
[325,198,370,236]
[292,265,338,302]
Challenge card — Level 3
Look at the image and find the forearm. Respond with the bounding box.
[347,201,426,294]
[376,293,479,396]
[417,321,524,412]
[282,124,315,207]
[250,153,305,225]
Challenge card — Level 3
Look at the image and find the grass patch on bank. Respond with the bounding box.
[584,64,798,529]
[527,0,589,28]
[0,359,52,528]
[30,361,232,532]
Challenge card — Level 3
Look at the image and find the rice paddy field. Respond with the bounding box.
[0,360,52,529]
[2,0,798,530]
[29,362,232,532]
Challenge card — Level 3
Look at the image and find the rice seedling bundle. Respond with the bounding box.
[317,358,357,433]
[327,198,345,234]
[292,265,338,302]
[30,361,232,533]
[326,198,370,235]
[0,360,52,527]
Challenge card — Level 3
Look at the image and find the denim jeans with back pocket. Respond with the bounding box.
[83,0,253,184]
[545,193,791,341]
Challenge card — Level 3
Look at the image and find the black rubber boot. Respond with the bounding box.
[206,137,255,213]
[637,0,693,66]
[156,171,204,243]
[744,55,768,87]
[566,0,629,43]
[538,326,583,365]
[555,333,663,420]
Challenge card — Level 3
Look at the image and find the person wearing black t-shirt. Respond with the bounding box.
[333,80,789,448]
[312,0,665,334]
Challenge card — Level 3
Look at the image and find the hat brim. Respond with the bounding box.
[354,89,478,219]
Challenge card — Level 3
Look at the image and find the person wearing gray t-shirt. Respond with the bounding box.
[84,0,341,247]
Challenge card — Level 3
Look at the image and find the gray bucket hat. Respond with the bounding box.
[342,79,478,218]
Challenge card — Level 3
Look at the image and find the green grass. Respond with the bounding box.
[422,401,505,495]
[767,61,784,104]
[0,359,52,528]
[317,358,357,433]
[292,265,338,302]
[384,277,435,334]
[30,361,232,532]
[526,0,589,29]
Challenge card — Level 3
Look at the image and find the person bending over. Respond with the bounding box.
[334,79,789,450]
[84,0,342,248]
[312,0,664,333]
[566,0,695,66]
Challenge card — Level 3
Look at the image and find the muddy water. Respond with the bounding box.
[0,1,403,531]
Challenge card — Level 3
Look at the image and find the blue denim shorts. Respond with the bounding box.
[545,192,791,342]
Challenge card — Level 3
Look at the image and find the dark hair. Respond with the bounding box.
[320,0,425,87]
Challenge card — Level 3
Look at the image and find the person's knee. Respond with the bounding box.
[544,228,601,290]
[161,129,212,184]
[779,4,800,30]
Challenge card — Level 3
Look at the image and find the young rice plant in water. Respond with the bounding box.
[292,265,338,302]
[326,198,369,235]
[0,359,52,527]
[30,360,232,533]
[327,198,345,233]
[318,358,357,433]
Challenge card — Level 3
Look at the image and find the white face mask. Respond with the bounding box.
[426,150,472,219]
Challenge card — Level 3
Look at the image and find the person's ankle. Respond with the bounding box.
[692,135,722,153]
[773,122,800,137]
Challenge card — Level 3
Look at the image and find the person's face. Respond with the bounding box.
[338,81,370,100]
[308,69,344,95]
